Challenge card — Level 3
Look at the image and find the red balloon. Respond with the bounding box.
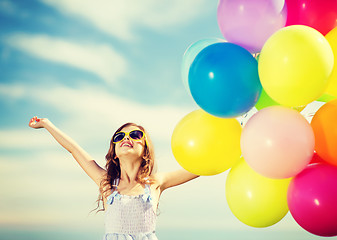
[285,0,337,35]
[309,152,324,164]
[288,164,337,237]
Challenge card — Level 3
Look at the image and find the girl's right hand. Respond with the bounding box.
[28,116,48,129]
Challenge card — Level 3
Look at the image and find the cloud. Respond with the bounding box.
[0,82,194,147]
[0,129,57,150]
[3,33,127,84]
[40,0,211,40]
[0,151,103,228]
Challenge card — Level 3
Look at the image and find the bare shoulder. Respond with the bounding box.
[151,172,165,183]
[149,173,164,190]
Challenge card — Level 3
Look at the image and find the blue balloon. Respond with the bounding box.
[188,42,262,118]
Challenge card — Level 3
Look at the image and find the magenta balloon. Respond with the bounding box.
[217,0,287,53]
[285,0,337,35]
[288,163,337,237]
[240,106,314,179]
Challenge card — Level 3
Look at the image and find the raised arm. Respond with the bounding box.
[155,169,199,192]
[29,116,106,186]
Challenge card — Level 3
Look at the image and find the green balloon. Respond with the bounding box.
[317,93,336,102]
[255,89,279,110]
[256,89,306,112]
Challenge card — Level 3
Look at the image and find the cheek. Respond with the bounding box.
[114,145,122,157]
[134,143,145,155]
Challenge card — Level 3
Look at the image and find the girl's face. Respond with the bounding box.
[114,125,145,161]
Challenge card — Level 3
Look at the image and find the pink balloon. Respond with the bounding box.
[288,163,337,237]
[240,106,315,179]
[286,0,337,36]
[217,0,287,53]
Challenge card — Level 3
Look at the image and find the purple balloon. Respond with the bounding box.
[288,163,337,237]
[217,0,287,53]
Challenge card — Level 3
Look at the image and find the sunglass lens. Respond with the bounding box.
[113,132,125,143]
[130,130,143,140]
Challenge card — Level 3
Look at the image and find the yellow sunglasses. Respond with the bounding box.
[113,130,145,143]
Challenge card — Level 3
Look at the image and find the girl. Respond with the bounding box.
[28,116,199,240]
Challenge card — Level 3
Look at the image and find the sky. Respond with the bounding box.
[0,1,334,240]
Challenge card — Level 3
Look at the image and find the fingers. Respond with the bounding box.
[29,117,35,126]
[29,116,40,127]
[29,117,35,127]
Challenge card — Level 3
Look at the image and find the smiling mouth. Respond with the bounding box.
[121,142,133,148]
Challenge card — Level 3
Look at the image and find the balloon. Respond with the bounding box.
[226,159,291,228]
[259,25,334,107]
[317,93,336,103]
[324,27,337,97]
[171,109,242,175]
[189,42,261,118]
[285,0,337,35]
[311,99,337,166]
[309,152,324,165]
[255,89,306,112]
[255,89,279,110]
[288,163,337,237]
[181,38,224,94]
[217,0,287,53]
[241,106,315,179]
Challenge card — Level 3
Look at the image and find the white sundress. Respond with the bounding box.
[103,178,158,240]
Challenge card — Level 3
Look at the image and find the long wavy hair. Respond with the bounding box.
[94,123,156,212]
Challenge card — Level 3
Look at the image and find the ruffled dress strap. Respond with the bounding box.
[141,184,153,205]
[106,178,120,205]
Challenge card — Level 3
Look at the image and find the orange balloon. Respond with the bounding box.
[311,99,337,166]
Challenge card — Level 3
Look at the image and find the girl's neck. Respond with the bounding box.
[119,157,142,184]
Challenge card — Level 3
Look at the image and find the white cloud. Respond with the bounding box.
[0,83,193,143]
[0,129,56,149]
[0,152,103,228]
[4,33,127,84]
[40,0,211,40]
[0,81,193,178]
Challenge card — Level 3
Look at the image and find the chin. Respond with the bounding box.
[117,150,142,159]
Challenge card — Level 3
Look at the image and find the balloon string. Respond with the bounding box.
[240,113,248,126]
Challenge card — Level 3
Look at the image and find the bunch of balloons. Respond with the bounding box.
[171,0,337,237]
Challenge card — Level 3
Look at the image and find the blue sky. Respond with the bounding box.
[0,1,333,240]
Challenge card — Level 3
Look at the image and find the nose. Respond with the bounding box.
[123,134,130,141]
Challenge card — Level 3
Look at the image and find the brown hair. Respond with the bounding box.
[94,123,156,212]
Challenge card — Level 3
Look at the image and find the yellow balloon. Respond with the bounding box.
[325,26,337,97]
[226,159,291,227]
[259,25,334,107]
[171,109,242,176]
